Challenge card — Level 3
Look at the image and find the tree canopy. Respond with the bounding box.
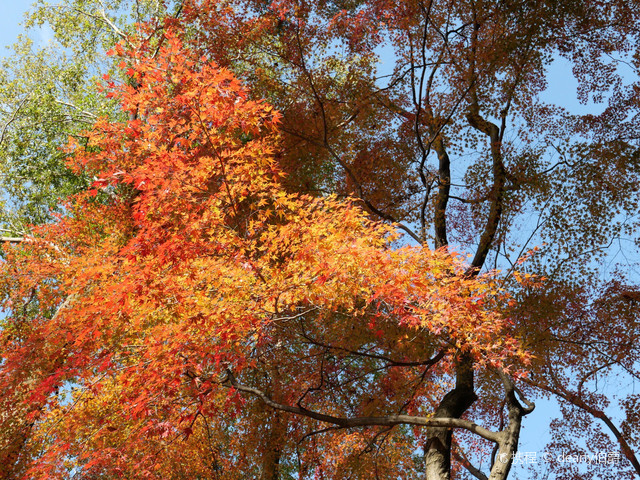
[0,1,639,479]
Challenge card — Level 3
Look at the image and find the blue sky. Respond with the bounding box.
[0,2,32,57]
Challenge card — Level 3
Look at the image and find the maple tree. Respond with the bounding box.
[1,31,528,479]
[1,0,639,479]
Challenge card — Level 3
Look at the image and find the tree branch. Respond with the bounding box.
[531,378,640,476]
[0,237,26,243]
[298,328,447,367]
[222,369,502,443]
[453,443,489,480]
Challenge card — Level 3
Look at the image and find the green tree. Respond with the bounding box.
[0,0,180,230]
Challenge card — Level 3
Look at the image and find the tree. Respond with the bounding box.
[1,32,527,479]
[0,0,177,230]
[1,0,639,479]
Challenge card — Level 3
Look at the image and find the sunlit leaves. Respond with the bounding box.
[0,32,526,478]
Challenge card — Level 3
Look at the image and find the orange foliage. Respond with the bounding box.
[0,32,526,479]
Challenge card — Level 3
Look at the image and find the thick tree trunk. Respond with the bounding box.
[424,354,477,480]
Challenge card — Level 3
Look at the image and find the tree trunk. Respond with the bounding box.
[424,354,477,480]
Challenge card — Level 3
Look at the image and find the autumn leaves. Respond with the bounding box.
[0,27,529,479]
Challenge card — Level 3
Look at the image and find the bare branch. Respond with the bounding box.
[299,328,447,368]
[97,4,127,41]
[54,99,98,120]
[0,237,26,244]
